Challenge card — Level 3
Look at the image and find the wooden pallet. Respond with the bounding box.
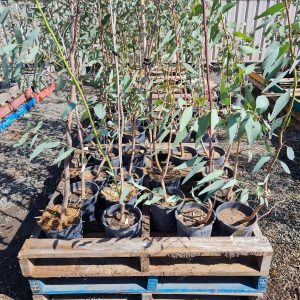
[18,168,272,299]
[19,176,272,279]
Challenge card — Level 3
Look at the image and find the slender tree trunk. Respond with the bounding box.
[201,0,214,174]
[61,0,80,219]
[110,0,125,223]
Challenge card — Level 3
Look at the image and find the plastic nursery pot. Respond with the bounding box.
[149,169,181,189]
[71,181,100,222]
[150,187,185,233]
[123,126,146,144]
[122,144,146,168]
[157,131,191,143]
[101,182,139,208]
[170,145,198,166]
[179,171,205,199]
[43,205,83,240]
[123,166,145,186]
[101,204,142,238]
[216,201,257,237]
[189,131,217,144]
[175,202,216,237]
[80,166,112,188]
[197,144,225,167]
[91,146,120,168]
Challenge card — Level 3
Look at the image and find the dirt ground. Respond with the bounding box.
[0,88,299,300]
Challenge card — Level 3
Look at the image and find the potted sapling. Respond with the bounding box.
[101,1,142,238]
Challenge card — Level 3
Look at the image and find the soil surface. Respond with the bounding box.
[100,182,138,203]
[199,149,221,159]
[172,150,195,159]
[105,209,138,230]
[68,187,94,203]
[177,207,207,227]
[39,204,80,231]
[218,208,248,227]
[150,165,181,182]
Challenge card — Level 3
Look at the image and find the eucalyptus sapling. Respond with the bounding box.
[109,0,126,224]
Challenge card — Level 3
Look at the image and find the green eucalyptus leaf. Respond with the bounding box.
[197,170,223,186]
[182,62,197,75]
[53,147,75,165]
[287,146,295,160]
[0,6,10,24]
[222,2,236,13]
[179,106,193,131]
[239,45,257,55]
[94,103,106,119]
[30,141,60,161]
[263,70,289,93]
[14,25,23,44]
[252,156,271,174]
[0,44,18,55]
[240,189,249,203]
[172,128,187,148]
[269,117,283,138]
[135,193,150,207]
[13,131,30,148]
[198,179,225,195]
[175,156,201,170]
[120,185,132,205]
[245,118,261,145]
[279,160,291,174]
[256,95,269,113]
[182,160,207,185]
[62,102,76,121]
[30,134,39,148]
[256,3,285,19]
[157,30,174,52]
[268,91,290,121]
[221,179,238,190]
[227,113,240,143]
[234,31,252,42]
[211,109,219,134]
[195,114,210,147]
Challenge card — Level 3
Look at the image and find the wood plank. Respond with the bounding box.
[25,261,264,278]
[18,236,273,259]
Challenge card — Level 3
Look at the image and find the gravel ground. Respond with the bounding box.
[0,87,299,300]
[0,91,67,300]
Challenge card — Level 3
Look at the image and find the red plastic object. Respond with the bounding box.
[0,83,56,120]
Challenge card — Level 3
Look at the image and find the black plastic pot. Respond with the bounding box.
[150,175,181,189]
[150,187,185,233]
[123,126,146,143]
[101,204,142,238]
[72,181,100,222]
[91,146,120,168]
[122,144,146,168]
[103,185,138,208]
[123,166,145,186]
[171,146,198,166]
[81,166,112,188]
[189,131,217,144]
[175,202,216,237]
[157,131,191,143]
[197,144,225,167]
[44,211,83,240]
[180,170,205,199]
[216,201,257,237]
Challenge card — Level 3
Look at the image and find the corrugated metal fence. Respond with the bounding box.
[211,0,300,62]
